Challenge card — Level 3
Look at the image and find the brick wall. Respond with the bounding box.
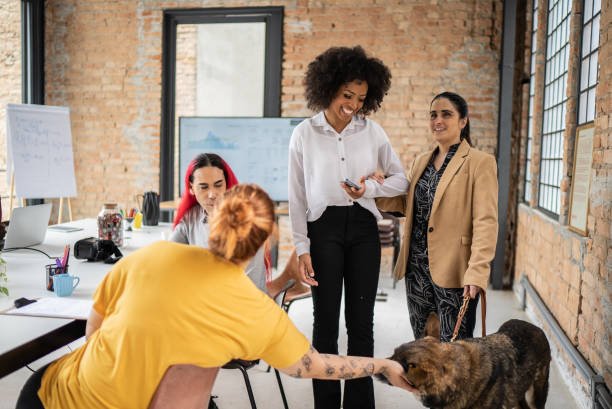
[45,1,161,216]
[37,0,502,219]
[0,1,21,219]
[514,0,611,397]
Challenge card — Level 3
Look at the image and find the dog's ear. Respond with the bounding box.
[424,312,440,340]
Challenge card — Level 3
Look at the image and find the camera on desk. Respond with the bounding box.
[74,237,122,264]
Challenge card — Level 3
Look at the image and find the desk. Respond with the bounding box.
[0,219,171,378]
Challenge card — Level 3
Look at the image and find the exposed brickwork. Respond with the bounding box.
[283,0,503,165]
[515,0,611,397]
[44,1,161,216]
[0,0,608,401]
[35,0,504,271]
[0,1,22,219]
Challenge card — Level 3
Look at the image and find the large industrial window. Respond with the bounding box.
[160,7,283,204]
[538,0,571,216]
[524,0,539,203]
[577,0,601,124]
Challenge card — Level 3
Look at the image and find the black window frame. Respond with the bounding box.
[159,6,283,203]
[537,0,571,218]
[21,0,45,206]
[576,0,601,125]
[523,0,538,204]
[21,0,45,105]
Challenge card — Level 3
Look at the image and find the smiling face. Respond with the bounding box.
[324,80,368,132]
[189,166,227,215]
[429,97,467,147]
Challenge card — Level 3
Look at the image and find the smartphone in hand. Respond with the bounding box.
[344,178,361,190]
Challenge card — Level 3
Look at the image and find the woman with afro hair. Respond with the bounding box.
[288,46,408,409]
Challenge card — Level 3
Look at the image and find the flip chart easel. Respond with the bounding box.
[6,104,77,223]
[7,167,72,223]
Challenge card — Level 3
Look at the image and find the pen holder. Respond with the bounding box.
[46,264,69,292]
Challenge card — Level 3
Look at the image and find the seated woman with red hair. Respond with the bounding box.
[169,153,269,291]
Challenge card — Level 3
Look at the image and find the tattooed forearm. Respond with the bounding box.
[301,354,313,372]
[362,363,375,376]
[283,346,387,381]
[289,368,303,378]
[338,364,356,379]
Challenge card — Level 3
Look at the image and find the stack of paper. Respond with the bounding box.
[4,297,92,320]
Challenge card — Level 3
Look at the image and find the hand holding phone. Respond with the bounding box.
[343,178,362,190]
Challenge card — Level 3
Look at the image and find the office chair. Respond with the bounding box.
[222,279,295,409]
[281,287,312,315]
[377,212,401,293]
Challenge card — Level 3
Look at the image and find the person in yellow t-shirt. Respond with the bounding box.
[16,184,414,409]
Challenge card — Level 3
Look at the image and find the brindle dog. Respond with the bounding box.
[379,316,551,409]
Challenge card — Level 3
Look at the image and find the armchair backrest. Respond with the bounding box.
[148,365,219,409]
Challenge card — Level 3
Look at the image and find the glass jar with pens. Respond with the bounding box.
[97,203,123,247]
[123,207,137,232]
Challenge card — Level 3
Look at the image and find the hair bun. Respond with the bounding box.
[223,197,255,240]
[208,184,275,264]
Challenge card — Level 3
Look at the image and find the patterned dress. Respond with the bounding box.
[405,143,478,341]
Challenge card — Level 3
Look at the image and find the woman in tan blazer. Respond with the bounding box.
[377,92,498,341]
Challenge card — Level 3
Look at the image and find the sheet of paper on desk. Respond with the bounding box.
[4,297,93,320]
[48,225,84,233]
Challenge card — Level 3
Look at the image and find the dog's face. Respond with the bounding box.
[380,337,459,407]
[390,337,448,390]
[387,312,447,392]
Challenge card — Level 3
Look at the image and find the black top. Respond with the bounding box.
[409,143,460,263]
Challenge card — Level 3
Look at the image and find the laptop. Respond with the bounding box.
[4,203,53,249]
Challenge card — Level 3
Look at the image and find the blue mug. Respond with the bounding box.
[52,274,80,297]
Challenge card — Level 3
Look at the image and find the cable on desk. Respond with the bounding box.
[1,247,56,259]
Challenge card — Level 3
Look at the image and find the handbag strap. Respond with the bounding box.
[450,289,486,342]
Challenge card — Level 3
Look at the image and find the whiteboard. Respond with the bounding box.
[179,117,304,201]
[6,104,77,199]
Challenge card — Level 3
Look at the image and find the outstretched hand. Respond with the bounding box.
[380,359,419,394]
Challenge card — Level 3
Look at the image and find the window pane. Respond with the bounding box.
[589,52,598,86]
[584,0,593,20]
[582,22,591,55]
[579,92,588,123]
[196,23,265,116]
[594,0,601,13]
[592,15,600,50]
[174,21,267,196]
[587,89,596,121]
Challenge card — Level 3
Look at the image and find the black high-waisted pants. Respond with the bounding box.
[308,204,380,409]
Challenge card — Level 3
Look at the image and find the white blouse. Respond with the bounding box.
[288,112,408,256]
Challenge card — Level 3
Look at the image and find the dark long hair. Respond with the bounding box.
[431,92,472,146]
